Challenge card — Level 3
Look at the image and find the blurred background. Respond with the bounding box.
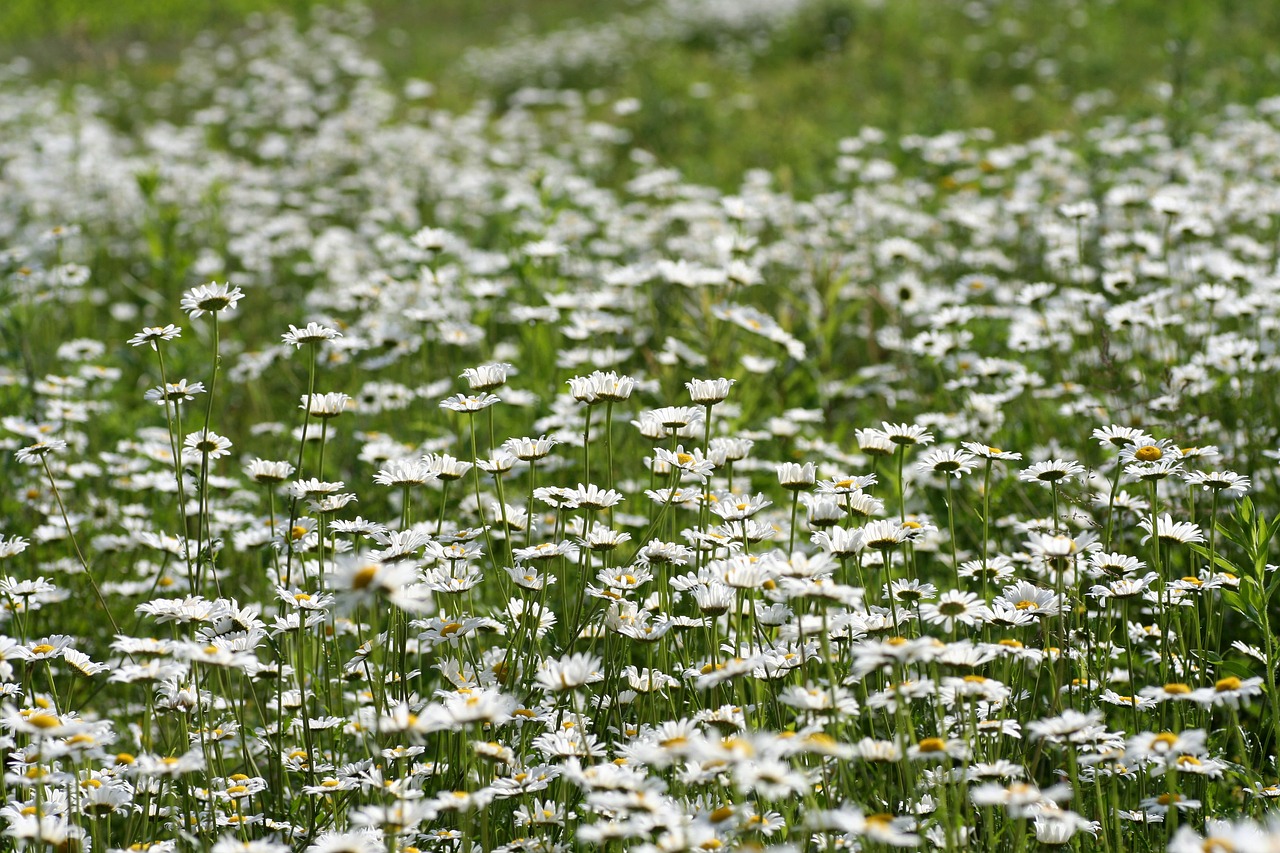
[3,0,1280,193]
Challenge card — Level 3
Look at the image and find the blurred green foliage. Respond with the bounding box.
[3,0,1280,193]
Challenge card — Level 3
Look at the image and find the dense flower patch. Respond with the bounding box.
[1,6,1280,851]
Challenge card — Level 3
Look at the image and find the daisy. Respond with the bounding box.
[1182,469,1251,498]
[814,525,865,558]
[301,392,351,418]
[460,362,515,391]
[144,379,206,405]
[919,590,989,631]
[422,453,473,481]
[567,371,636,404]
[281,322,341,348]
[180,281,245,318]
[535,653,604,692]
[560,483,624,510]
[1137,793,1201,815]
[960,442,1024,462]
[15,439,67,465]
[1189,675,1265,708]
[127,324,182,349]
[1088,551,1145,578]
[1119,438,1180,465]
[372,458,433,486]
[881,422,935,447]
[998,581,1060,616]
[0,534,31,559]
[439,392,501,413]
[686,377,735,404]
[1167,820,1273,853]
[1019,459,1085,486]
[1138,513,1205,545]
[776,462,816,490]
[503,435,559,460]
[1026,709,1104,743]
[182,430,233,462]
[855,427,896,456]
[817,473,878,494]
[1091,425,1153,450]
[861,519,911,550]
[916,447,976,479]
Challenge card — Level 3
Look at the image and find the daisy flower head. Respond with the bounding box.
[919,590,990,631]
[15,439,67,465]
[1138,513,1205,546]
[1059,200,1098,220]
[648,405,703,430]
[144,379,205,406]
[776,462,817,491]
[282,322,342,348]
[1092,425,1153,450]
[568,370,636,404]
[960,441,1023,462]
[861,519,910,551]
[817,473,877,494]
[1019,459,1085,487]
[182,429,233,462]
[0,534,31,559]
[535,652,604,692]
[1119,437,1179,465]
[301,392,351,418]
[1125,457,1183,482]
[1167,820,1273,853]
[1182,469,1251,499]
[246,458,296,484]
[856,427,896,457]
[461,362,515,392]
[1190,675,1264,709]
[127,324,182,349]
[999,581,1061,617]
[180,281,245,318]
[503,435,559,461]
[916,447,976,479]
[1088,551,1145,579]
[881,422,935,448]
[686,377,735,405]
[440,392,501,413]
[372,458,433,487]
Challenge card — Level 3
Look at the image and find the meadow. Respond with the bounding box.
[1,0,1280,850]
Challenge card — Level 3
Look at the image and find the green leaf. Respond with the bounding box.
[1218,660,1258,680]
[1221,589,1264,632]
[1187,543,1240,575]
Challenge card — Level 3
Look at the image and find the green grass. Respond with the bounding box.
[4,0,1280,193]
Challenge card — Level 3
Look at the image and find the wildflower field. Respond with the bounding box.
[5,0,1280,850]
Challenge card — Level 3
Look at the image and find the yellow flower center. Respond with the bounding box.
[1215,676,1242,692]
[916,737,946,753]
[1163,683,1191,695]
[1134,445,1163,462]
[27,712,60,729]
[352,565,378,590]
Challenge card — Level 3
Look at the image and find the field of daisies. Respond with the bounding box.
[3,1,1280,851]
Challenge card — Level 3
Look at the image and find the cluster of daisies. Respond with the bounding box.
[1,5,1280,852]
